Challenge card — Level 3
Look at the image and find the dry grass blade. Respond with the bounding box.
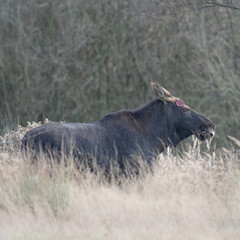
[227,135,240,148]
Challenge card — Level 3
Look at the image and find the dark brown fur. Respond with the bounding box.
[21,83,215,171]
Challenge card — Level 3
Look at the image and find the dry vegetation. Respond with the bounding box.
[0,124,240,239]
[1,1,240,239]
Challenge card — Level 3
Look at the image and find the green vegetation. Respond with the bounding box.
[0,0,240,146]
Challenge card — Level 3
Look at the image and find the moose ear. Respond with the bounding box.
[150,82,172,99]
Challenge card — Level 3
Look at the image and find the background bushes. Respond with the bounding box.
[0,0,240,146]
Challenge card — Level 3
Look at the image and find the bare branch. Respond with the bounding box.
[181,0,240,11]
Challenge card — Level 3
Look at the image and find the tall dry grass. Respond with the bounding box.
[0,124,240,239]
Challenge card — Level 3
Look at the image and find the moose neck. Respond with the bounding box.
[134,99,181,152]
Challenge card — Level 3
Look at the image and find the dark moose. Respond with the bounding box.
[22,82,215,170]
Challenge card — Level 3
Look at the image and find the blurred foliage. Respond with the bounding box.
[0,0,240,146]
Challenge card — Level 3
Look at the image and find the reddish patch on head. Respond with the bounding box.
[176,99,184,107]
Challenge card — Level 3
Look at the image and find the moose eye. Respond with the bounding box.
[181,107,190,115]
[176,99,184,107]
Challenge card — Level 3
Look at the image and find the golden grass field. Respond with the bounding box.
[0,123,240,240]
